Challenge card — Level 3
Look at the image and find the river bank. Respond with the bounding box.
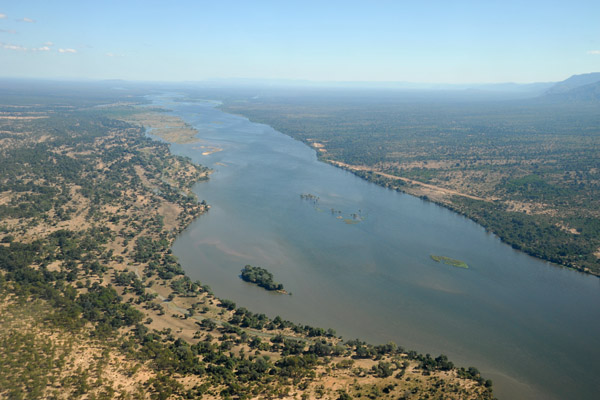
[164,95,600,400]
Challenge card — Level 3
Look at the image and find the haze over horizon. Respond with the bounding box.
[1,1,599,84]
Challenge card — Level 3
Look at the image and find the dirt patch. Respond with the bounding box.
[556,223,580,235]
[329,160,488,202]
[505,200,556,216]
[157,202,183,231]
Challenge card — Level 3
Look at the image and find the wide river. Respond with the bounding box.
[155,96,600,400]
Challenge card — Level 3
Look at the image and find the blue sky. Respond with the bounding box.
[1,0,599,83]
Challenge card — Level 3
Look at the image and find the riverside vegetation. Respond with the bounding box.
[220,77,600,276]
[0,84,494,399]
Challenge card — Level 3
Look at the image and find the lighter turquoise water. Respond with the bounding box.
[157,96,600,400]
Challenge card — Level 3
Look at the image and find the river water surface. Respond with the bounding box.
[156,96,600,400]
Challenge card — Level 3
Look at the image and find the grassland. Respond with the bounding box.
[0,87,493,399]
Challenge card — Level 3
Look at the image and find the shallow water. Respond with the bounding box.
[157,96,600,400]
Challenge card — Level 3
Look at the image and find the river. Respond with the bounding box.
[153,95,600,400]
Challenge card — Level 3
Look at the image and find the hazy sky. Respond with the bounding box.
[1,0,599,83]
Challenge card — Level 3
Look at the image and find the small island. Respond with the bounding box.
[430,255,469,269]
[240,265,287,293]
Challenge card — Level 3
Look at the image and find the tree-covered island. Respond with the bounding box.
[241,265,286,292]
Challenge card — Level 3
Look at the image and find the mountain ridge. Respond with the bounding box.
[540,72,600,102]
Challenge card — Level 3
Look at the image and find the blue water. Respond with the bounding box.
[156,96,600,400]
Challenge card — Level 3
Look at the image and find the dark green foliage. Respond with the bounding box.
[134,237,169,263]
[138,237,185,279]
[240,265,284,291]
[456,366,491,387]
[78,284,143,333]
[170,276,203,297]
[418,354,454,372]
[276,354,318,378]
[371,361,393,378]
[229,307,269,329]
[337,390,353,400]
[146,374,185,400]
[219,298,237,310]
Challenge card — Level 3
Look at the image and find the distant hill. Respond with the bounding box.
[541,72,600,102]
[545,72,600,94]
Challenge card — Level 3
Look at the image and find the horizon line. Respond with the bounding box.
[1,72,599,89]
